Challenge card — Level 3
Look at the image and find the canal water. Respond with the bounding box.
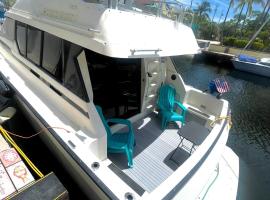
[174,56,270,199]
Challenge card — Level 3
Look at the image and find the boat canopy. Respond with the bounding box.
[7,0,199,58]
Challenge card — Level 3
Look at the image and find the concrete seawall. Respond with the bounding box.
[208,45,270,59]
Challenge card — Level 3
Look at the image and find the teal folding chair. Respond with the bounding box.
[157,84,187,130]
[95,106,135,168]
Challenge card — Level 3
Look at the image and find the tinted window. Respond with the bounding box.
[42,32,62,81]
[27,26,42,65]
[63,41,87,101]
[16,22,26,56]
[85,49,141,119]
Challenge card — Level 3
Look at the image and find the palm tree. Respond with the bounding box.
[261,0,270,24]
[190,0,193,9]
[210,5,218,37]
[194,0,212,19]
[261,0,270,16]
[222,0,235,25]
[240,0,265,37]
[235,0,246,30]
[3,0,16,9]
[221,0,235,40]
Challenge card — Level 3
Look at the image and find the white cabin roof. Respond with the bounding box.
[7,0,200,58]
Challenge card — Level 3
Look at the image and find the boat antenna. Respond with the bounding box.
[243,15,270,51]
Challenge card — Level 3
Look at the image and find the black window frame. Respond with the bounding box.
[15,21,27,57]
[14,21,90,102]
[62,41,89,102]
[41,31,63,83]
[26,25,43,66]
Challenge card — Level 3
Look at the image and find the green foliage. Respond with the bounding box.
[223,37,236,46]
[192,0,270,52]
[194,0,211,19]
[223,36,264,51]
[251,42,264,51]
[234,39,248,48]
[3,0,16,9]
[258,31,269,42]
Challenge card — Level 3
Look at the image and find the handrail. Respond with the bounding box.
[115,0,194,26]
[130,48,162,55]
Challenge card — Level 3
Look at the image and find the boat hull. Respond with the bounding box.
[232,59,270,78]
[12,95,109,200]
[0,37,231,199]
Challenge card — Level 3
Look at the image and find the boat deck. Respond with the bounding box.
[109,112,209,193]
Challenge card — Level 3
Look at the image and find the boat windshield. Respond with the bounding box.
[103,0,194,26]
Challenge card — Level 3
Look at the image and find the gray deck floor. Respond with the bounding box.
[109,113,193,192]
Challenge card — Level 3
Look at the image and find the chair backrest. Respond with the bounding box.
[157,84,176,111]
[95,106,112,138]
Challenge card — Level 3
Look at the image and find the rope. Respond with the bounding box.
[210,115,232,128]
[3,126,72,139]
[0,126,44,178]
[0,126,73,178]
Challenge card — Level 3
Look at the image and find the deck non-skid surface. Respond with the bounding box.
[109,113,192,192]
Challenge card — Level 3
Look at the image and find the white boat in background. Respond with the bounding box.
[0,0,231,199]
[260,58,270,66]
[232,55,270,78]
[232,15,270,78]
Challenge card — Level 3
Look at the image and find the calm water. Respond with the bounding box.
[174,56,270,198]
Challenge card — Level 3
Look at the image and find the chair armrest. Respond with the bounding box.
[107,118,134,145]
[107,118,133,132]
[107,118,131,126]
[174,101,187,112]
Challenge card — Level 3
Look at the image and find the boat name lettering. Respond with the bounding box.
[43,9,76,22]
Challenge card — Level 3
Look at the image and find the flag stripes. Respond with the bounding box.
[213,78,230,93]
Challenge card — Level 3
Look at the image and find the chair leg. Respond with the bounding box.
[163,119,168,130]
[161,117,167,130]
[126,148,133,168]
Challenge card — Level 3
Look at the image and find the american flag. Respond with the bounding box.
[214,78,230,93]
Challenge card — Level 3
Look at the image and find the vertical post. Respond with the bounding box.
[108,0,112,8]
[157,0,162,17]
[115,0,118,10]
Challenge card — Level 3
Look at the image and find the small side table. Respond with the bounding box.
[170,121,210,164]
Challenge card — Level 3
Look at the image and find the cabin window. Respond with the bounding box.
[27,26,42,65]
[85,49,141,119]
[42,32,62,81]
[15,21,88,102]
[16,22,27,56]
[63,41,88,101]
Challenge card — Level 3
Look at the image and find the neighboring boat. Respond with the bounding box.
[232,55,270,78]
[260,58,270,66]
[232,15,270,78]
[0,0,231,199]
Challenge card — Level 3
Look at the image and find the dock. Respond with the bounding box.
[202,50,234,59]
[199,44,270,68]
[0,125,68,199]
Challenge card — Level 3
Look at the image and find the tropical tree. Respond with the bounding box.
[194,0,211,19]
[260,0,270,24]
[235,0,246,30]
[222,0,235,25]
[190,0,193,9]
[240,0,265,36]
[221,0,235,40]
[2,0,16,9]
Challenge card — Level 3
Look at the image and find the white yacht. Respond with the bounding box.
[0,0,231,199]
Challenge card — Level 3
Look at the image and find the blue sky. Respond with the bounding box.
[181,0,264,22]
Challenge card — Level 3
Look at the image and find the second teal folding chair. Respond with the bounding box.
[95,106,135,168]
[157,84,187,130]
